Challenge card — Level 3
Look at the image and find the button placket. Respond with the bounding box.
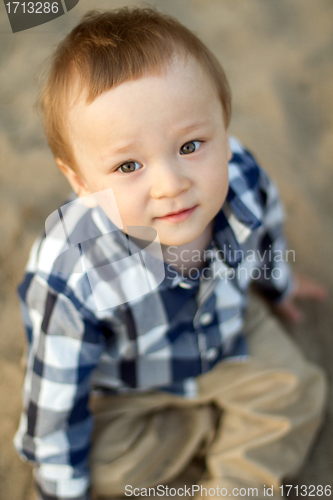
[197,331,208,373]
[179,281,193,289]
[192,255,224,373]
[199,312,214,326]
[206,347,219,361]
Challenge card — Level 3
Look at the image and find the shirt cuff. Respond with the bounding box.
[34,468,91,500]
[270,273,296,304]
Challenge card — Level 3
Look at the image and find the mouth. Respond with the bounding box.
[155,205,198,222]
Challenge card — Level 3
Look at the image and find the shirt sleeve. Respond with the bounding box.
[14,271,106,500]
[253,166,295,302]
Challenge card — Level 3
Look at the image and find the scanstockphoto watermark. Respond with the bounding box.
[166,245,296,282]
[125,484,276,497]
[125,484,332,498]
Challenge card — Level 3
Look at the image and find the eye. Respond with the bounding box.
[117,161,142,173]
[179,140,202,155]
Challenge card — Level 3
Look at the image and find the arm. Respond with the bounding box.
[253,166,295,302]
[14,272,105,500]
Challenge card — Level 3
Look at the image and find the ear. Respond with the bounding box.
[55,158,91,197]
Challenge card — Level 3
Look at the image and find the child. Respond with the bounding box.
[14,8,327,500]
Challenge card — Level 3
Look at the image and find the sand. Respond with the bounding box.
[0,0,332,498]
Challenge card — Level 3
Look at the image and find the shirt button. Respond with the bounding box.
[199,312,213,326]
[206,347,219,360]
[179,282,193,289]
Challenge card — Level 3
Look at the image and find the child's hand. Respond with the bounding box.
[272,274,328,323]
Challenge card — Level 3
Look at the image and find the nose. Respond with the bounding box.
[149,160,191,199]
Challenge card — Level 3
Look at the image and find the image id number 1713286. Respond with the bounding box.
[5,2,59,13]
[280,485,331,496]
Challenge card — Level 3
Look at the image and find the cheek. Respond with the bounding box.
[84,176,104,194]
[204,173,228,216]
[111,191,145,226]
[204,163,229,198]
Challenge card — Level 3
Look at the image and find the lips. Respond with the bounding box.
[155,205,197,222]
[164,207,192,217]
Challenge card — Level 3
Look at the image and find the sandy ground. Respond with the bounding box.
[0,0,333,498]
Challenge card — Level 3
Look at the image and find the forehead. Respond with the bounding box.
[68,55,222,150]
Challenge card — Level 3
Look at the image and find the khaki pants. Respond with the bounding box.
[90,295,327,499]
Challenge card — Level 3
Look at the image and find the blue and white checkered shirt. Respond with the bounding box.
[14,138,293,500]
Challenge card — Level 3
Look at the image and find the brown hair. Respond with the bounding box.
[39,7,232,170]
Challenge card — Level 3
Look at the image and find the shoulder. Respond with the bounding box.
[229,136,262,187]
[228,136,277,208]
[221,137,283,234]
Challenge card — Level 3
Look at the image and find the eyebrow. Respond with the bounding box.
[100,142,139,162]
[99,121,211,162]
[176,121,211,134]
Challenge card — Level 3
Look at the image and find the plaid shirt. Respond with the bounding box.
[14,137,293,500]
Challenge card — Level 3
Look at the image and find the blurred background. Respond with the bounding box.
[0,0,332,498]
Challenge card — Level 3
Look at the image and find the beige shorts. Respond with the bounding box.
[89,294,327,499]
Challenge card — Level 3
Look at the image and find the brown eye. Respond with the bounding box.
[118,161,141,173]
[180,141,202,155]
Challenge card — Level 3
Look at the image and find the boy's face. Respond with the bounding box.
[60,55,232,247]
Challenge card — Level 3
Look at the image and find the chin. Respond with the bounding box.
[159,231,199,247]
